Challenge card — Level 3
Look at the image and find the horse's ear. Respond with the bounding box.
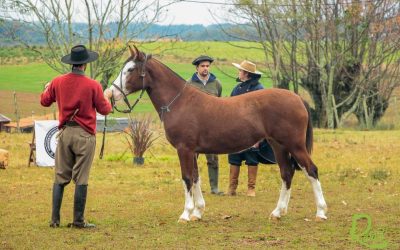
[128,45,145,61]
[128,45,138,59]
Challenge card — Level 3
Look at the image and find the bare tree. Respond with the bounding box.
[350,1,400,128]
[0,0,174,87]
[223,0,400,128]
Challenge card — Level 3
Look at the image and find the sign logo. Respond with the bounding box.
[350,213,388,249]
[44,127,58,159]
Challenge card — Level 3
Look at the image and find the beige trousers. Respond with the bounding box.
[54,126,96,185]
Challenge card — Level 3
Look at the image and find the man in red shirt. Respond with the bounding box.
[41,45,112,228]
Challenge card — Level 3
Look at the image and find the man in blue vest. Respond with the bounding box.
[187,55,223,195]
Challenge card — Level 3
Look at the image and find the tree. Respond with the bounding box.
[0,0,173,88]
[222,0,400,128]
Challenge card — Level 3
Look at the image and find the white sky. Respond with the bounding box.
[159,0,228,25]
[1,0,230,26]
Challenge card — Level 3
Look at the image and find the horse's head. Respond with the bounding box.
[109,45,149,102]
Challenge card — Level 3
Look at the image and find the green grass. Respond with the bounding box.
[141,41,267,63]
[0,61,272,95]
[0,63,59,92]
[0,58,274,118]
[0,129,399,249]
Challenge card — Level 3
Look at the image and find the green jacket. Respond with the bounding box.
[186,73,222,97]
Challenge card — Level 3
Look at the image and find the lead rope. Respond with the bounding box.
[99,113,107,159]
[99,81,113,159]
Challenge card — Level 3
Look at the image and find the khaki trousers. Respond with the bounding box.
[55,126,96,185]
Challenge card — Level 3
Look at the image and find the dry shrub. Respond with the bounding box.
[123,114,159,158]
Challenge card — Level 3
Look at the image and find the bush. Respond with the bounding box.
[123,114,159,161]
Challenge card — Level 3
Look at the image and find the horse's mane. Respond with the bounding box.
[151,57,186,81]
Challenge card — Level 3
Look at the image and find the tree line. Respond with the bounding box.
[0,20,238,45]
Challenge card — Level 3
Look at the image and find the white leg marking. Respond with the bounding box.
[301,168,328,219]
[270,181,291,219]
[191,178,205,220]
[179,180,194,222]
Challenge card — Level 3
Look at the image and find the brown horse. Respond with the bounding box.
[108,46,328,222]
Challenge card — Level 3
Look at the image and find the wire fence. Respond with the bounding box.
[0,91,55,121]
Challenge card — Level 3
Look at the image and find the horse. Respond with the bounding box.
[107,45,328,222]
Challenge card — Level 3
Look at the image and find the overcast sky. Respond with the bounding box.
[159,0,228,25]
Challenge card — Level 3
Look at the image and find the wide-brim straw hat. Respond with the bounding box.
[61,45,99,64]
[232,60,262,75]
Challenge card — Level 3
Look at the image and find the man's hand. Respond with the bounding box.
[44,82,51,90]
[104,88,113,100]
[251,141,261,149]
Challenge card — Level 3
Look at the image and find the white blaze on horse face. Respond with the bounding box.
[110,61,136,101]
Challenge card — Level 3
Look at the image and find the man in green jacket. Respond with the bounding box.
[187,55,223,195]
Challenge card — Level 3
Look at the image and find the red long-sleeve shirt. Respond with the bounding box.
[40,71,112,134]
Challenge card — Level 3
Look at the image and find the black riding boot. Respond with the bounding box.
[69,185,96,228]
[208,166,223,195]
[50,183,64,228]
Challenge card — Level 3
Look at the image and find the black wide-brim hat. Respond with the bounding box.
[61,45,99,64]
[192,55,214,65]
[256,139,276,164]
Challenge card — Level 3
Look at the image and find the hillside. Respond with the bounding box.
[0,19,239,45]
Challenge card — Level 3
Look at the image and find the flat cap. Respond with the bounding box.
[192,55,214,65]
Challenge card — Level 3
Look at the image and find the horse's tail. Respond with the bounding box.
[303,100,313,154]
[290,100,313,171]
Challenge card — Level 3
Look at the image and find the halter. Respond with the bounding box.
[159,82,188,121]
[110,54,149,113]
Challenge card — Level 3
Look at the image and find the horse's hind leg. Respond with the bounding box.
[269,143,295,220]
[291,147,328,220]
[177,148,196,223]
[191,156,205,221]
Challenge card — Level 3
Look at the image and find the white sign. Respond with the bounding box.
[35,120,59,167]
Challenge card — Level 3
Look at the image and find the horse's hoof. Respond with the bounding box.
[177,218,189,224]
[315,216,327,222]
[269,215,281,221]
[190,215,201,221]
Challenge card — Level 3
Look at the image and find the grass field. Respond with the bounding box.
[0,42,268,66]
[0,60,274,120]
[0,128,399,249]
[1,42,399,129]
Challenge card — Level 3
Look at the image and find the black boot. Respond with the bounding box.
[50,183,64,228]
[206,154,223,195]
[208,166,223,195]
[68,185,96,228]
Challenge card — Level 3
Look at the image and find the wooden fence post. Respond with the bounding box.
[13,91,20,133]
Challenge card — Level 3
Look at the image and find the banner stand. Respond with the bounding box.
[28,129,36,167]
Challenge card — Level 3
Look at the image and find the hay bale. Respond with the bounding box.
[0,148,9,169]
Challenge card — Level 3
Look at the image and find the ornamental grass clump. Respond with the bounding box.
[124,115,159,165]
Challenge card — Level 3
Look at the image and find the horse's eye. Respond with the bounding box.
[127,67,134,73]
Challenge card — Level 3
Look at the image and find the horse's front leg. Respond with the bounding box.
[191,155,205,221]
[177,147,195,223]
